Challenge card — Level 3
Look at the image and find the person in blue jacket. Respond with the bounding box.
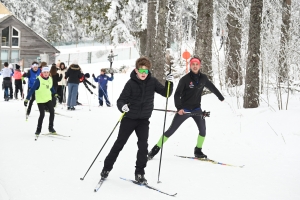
[23,62,41,116]
[92,68,114,107]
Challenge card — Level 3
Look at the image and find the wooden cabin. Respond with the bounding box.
[0,3,59,70]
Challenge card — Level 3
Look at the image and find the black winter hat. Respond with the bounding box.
[16,64,20,69]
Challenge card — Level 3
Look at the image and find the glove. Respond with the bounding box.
[121,104,129,112]
[166,74,174,82]
[92,74,95,78]
[24,99,29,107]
[55,94,60,99]
[84,73,90,78]
[111,73,114,76]
[23,80,26,84]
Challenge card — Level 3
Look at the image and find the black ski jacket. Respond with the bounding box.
[117,70,173,119]
[65,64,83,84]
[174,71,224,110]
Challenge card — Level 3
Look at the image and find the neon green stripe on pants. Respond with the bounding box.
[156,136,169,148]
[196,135,205,148]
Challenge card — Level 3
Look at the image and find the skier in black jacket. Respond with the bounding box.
[100,57,174,184]
[148,56,224,160]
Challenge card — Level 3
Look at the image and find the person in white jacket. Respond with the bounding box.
[57,62,67,104]
[2,62,13,101]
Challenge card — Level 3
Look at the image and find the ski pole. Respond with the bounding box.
[157,65,172,183]
[111,80,114,107]
[84,84,91,111]
[153,108,211,118]
[80,112,126,181]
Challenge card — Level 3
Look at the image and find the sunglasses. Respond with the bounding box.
[138,69,149,74]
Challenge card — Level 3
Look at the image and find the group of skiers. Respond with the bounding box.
[2,58,114,136]
[2,54,224,185]
[2,62,24,101]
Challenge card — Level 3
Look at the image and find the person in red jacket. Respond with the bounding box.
[13,64,24,99]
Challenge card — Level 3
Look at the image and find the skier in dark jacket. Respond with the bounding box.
[64,61,83,110]
[148,56,225,160]
[100,57,174,184]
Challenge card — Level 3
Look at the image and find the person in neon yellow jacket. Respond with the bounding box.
[24,67,58,135]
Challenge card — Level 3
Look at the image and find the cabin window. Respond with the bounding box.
[1,50,9,63]
[1,27,10,47]
[12,27,20,47]
[11,50,20,62]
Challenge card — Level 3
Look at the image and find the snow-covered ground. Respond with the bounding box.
[1,46,300,200]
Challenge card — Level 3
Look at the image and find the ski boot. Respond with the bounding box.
[194,147,207,159]
[35,127,41,135]
[49,127,56,135]
[100,170,110,179]
[135,174,147,185]
[147,145,160,160]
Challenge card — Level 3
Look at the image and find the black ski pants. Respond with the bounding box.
[14,80,23,99]
[103,117,149,175]
[37,100,55,130]
[9,83,13,98]
[27,87,36,113]
[164,109,206,138]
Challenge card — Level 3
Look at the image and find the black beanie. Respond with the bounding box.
[16,64,20,69]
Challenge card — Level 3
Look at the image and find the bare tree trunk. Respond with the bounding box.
[226,1,242,86]
[146,0,168,84]
[136,29,147,56]
[243,0,263,108]
[278,0,291,82]
[167,0,176,49]
[146,0,157,63]
[195,0,214,80]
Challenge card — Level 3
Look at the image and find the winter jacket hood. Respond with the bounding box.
[69,64,81,71]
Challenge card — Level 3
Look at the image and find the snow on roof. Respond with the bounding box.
[0,13,12,23]
[0,14,59,53]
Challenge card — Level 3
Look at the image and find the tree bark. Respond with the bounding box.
[146,0,168,84]
[243,0,263,108]
[226,2,243,86]
[146,0,157,60]
[136,29,147,56]
[195,0,214,80]
[278,0,291,82]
